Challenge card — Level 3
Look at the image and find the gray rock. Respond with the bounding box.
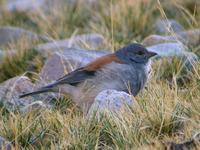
[35,33,105,58]
[0,26,47,46]
[142,35,176,46]
[89,89,134,113]
[147,43,199,69]
[182,51,199,68]
[2,0,99,14]
[2,0,48,13]
[67,33,105,48]
[39,52,81,82]
[147,42,198,61]
[39,48,109,82]
[143,29,200,47]
[147,43,187,58]
[0,76,55,111]
[61,47,109,61]
[175,29,200,47]
[154,19,184,35]
[0,76,35,110]
[0,136,11,150]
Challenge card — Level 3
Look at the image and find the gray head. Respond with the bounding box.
[115,43,157,65]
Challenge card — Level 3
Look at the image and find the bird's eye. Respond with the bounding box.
[137,51,144,55]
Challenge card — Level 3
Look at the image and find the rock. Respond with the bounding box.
[147,42,198,59]
[154,19,184,35]
[147,43,199,69]
[142,35,176,46]
[2,0,48,13]
[0,76,55,111]
[89,90,134,113]
[143,29,200,47]
[0,76,35,110]
[35,33,105,58]
[39,48,109,82]
[39,52,81,82]
[67,33,105,48]
[0,26,47,46]
[61,47,109,61]
[147,43,187,58]
[147,42,198,60]
[0,136,11,150]
[184,52,199,62]
[175,29,200,47]
[2,0,99,14]
[20,101,49,113]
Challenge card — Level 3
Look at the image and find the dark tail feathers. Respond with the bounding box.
[19,86,55,98]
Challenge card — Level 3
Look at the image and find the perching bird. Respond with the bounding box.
[20,43,157,113]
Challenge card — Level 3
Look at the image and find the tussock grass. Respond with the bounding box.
[0,38,43,82]
[0,69,199,149]
[0,0,199,149]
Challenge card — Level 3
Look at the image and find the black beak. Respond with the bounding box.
[147,51,157,58]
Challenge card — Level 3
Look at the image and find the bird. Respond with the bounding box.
[19,43,157,113]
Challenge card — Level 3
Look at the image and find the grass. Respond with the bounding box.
[0,0,199,149]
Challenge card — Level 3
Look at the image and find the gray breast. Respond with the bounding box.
[95,62,148,96]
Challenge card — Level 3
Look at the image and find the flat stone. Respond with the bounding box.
[39,52,81,82]
[62,47,109,61]
[142,35,176,46]
[182,51,199,68]
[0,26,47,46]
[2,0,48,13]
[35,33,105,58]
[147,43,187,58]
[175,29,200,47]
[2,0,99,14]
[147,43,199,69]
[89,89,134,113]
[143,29,200,47]
[147,42,198,61]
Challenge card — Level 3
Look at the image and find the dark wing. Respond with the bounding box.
[55,67,95,85]
[44,67,96,88]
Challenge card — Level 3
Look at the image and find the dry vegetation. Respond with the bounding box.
[0,0,200,149]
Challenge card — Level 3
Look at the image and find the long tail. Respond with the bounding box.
[19,88,51,98]
[19,83,58,98]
